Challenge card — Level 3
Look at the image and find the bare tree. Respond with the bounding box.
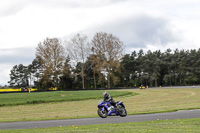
[65,33,91,89]
[36,37,65,89]
[91,32,124,88]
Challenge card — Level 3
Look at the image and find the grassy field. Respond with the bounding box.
[0,88,200,122]
[1,118,200,133]
[0,90,133,106]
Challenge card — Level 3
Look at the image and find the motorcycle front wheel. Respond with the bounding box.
[97,107,108,118]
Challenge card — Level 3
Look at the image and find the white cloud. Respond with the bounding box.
[0,47,35,85]
[0,63,13,85]
[0,47,35,63]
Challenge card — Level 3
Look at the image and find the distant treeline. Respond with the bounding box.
[8,32,200,90]
[121,48,200,87]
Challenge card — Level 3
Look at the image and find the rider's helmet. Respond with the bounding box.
[103,91,108,97]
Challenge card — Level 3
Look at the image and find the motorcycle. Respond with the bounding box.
[97,100,127,118]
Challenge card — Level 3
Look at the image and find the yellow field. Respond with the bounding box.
[0,88,21,92]
[0,88,200,122]
[0,88,37,92]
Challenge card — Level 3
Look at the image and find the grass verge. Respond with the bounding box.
[0,90,133,107]
[0,88,199,122]
[1,118,200,133]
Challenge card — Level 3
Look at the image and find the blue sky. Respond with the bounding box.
[1,0,200,85]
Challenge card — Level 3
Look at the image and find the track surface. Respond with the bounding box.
[0,109,199,130]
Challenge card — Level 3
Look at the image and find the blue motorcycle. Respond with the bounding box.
[97,100,127,118]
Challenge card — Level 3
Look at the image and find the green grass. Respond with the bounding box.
[1,118,200,133]
[0,90,133,107]
[0,88,199,122]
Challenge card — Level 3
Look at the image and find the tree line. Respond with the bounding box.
[8,32,200,90]
[121,49,200,87]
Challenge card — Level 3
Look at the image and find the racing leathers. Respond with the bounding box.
[103,94,117,108]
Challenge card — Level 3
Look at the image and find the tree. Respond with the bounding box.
[91,32,124,88]
[149,50,162,87]
[163,49,173,86]
[8,65,19,87]
[65,33,91,89]
[31,58,43,89]
[90,54,99,88]
[136,49,146,86]
[84,56,96,89]
[36,37,65,90]
[8,64,29,87]
[120,52,138,87]
[59,57,73,90]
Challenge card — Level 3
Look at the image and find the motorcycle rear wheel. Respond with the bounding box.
[119,107,127,117]
[97,108,108,118]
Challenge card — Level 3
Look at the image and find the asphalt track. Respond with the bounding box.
[0,109,200,130]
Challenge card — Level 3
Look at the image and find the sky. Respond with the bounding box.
[1,0,200,86]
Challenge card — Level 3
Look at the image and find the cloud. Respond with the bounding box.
[0,47,35,85]
[0,0,200,85]
[0,47,35,64]
[0,0,125,17]
[0,63,14,85]
[127,15,177,46]
[86,14,179,51]
[0,0,28,17]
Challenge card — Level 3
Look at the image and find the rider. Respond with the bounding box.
[103,91,117,108]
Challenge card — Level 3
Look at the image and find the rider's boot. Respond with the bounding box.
[114,103,118,112]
